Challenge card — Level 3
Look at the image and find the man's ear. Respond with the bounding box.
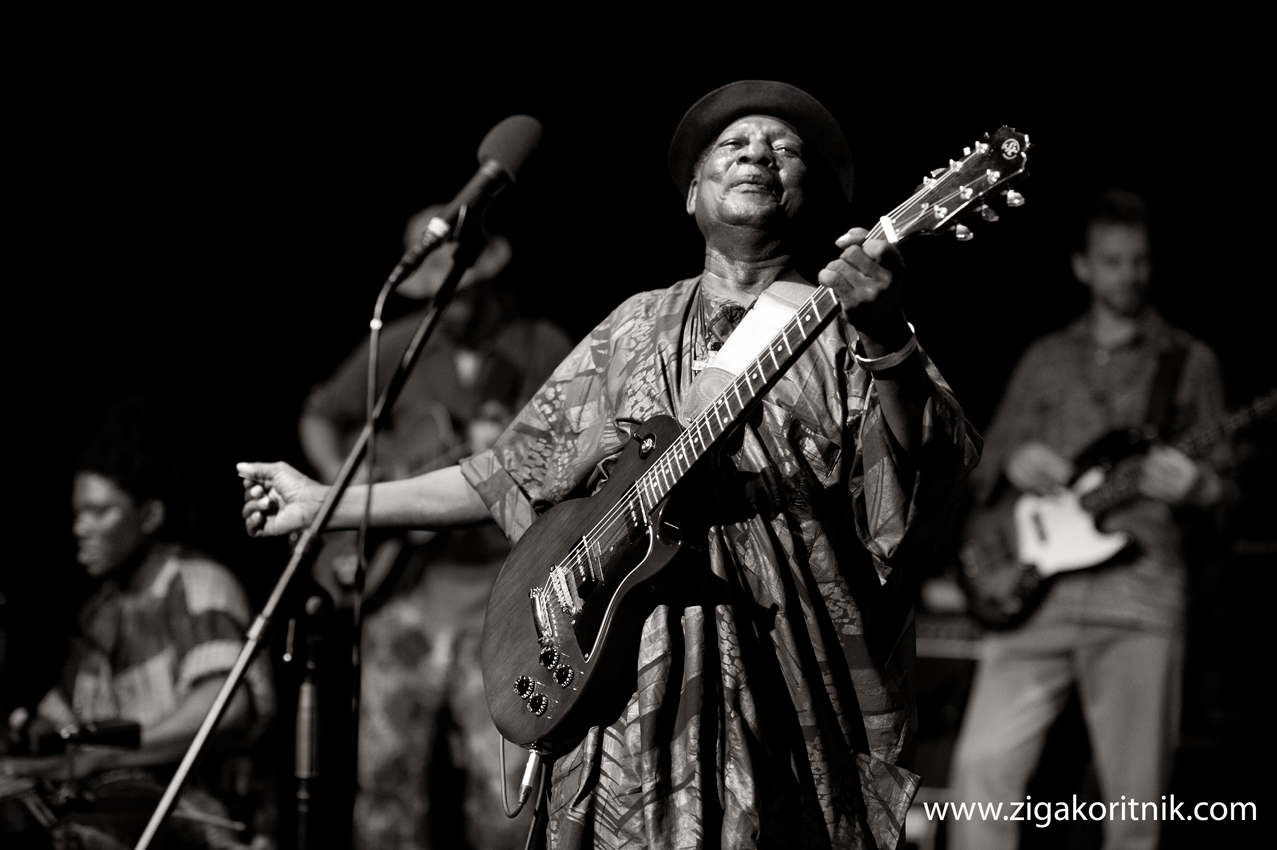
[139,499,166,536]
[685,178,700,216]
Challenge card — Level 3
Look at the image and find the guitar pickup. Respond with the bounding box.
[548,565,592,618]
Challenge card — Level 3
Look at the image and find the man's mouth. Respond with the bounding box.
[731,177,775,193]
[731,167,774,189]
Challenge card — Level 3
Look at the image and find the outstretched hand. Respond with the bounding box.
[239,461,325,537]
[818,228,911,351]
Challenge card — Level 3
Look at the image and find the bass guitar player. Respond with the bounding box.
[949,189,1232,850]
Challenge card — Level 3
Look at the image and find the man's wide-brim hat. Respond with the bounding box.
[668,80,855,203]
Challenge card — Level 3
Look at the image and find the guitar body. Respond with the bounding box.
[480,415,695,755]
[960,429,1146,629]
[960,484,1050,629]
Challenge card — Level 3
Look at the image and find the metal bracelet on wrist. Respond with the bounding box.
[853,323,918,372]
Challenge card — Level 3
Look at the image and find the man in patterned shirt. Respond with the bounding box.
[3,401,274,849]
[949,190,1229,850]
[241,81,980,849]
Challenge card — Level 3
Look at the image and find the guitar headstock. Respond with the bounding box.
[879,126,1030,244]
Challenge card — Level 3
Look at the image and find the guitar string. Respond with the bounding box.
[539,166,1002,597]
[541,232,946,597]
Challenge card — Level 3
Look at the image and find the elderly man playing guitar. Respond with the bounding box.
[242,81,981,850]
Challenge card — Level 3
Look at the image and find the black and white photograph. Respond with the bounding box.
[4,17,1269,850]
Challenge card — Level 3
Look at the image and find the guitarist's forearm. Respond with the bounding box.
[863,353,931,456]
[329,465,492,530]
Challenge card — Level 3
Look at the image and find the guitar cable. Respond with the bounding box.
[500,734,545,817]
[499,734,548,850]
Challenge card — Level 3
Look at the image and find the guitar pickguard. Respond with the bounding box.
[1013,486,1131,576]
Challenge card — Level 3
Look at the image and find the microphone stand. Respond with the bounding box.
[292,591,328,850]
[133,213,487,850]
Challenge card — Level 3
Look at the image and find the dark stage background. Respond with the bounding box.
[6,25,1271,848]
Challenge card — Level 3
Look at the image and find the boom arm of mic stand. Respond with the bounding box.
[133,225,486,850]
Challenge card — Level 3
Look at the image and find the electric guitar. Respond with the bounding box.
[481,127,1032,755]
[960,390,1277,629]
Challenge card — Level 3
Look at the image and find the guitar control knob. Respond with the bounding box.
[514,676,534,700]
[539,646,561,669]
[527,693,549,716]
[554,665,575,688]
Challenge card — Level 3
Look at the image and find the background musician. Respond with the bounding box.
[949,189,1231,850]
[1,399,275,850]
[298,207,572,850]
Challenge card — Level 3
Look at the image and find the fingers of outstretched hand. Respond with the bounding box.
[237,461,280,485]
[239,463,281,537]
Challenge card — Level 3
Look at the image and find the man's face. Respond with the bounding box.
[1072,223,1151,316]
[72,472,156,577]
[688,114,808,231]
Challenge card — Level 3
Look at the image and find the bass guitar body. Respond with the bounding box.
[480,415,695,755]
[960,429,1144,629]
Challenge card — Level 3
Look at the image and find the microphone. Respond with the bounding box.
[389,115,543,285]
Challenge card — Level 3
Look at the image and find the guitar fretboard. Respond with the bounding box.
[539,129,1033,609]
[634,285,842,512]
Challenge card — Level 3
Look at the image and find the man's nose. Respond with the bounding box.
[737,138,776,167]
[73,513,95,538]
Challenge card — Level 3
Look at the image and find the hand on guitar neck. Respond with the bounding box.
[1139,444,1223,507]
[1005,440,1221,508]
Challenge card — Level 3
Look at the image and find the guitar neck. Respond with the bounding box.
[1173,392,1277,458]
[1080,390,1277,515]
[634,284,843,512]
[585,124,1032,537]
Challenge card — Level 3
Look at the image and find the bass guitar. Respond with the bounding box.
[481,127,1032,755]
[960,390,1277,629]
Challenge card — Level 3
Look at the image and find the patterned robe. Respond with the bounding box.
[461,277,980,849]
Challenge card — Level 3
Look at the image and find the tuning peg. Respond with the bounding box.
[954,224,973,241]
[978,204,999,222]
[1005,189,1025,207]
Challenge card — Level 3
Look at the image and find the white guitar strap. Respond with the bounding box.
[681,279,817,424]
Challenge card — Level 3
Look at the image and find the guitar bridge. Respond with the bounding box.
[528,588,556,643]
